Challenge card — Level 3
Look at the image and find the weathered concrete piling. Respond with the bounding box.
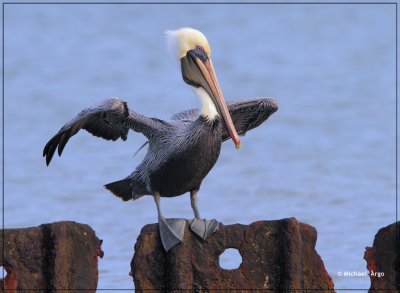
[0,221,103,292]
[364,221,399,292]
[130,217,335,292]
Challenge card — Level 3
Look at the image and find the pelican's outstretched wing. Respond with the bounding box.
[43,97,166,165]
[221,97,278,141]
[172,97,278,141]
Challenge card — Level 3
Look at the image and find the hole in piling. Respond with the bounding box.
[0,265,7,280]
[219,248,242,270]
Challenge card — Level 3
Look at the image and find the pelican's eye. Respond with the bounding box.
[195,45,206,53]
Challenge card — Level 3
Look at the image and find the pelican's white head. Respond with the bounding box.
[165,27,241,149]
[165,27,211,59]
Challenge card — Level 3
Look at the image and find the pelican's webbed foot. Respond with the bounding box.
[189,219,219,240]
[158,218,186,251]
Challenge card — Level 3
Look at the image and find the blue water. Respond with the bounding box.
[4,3,396,290]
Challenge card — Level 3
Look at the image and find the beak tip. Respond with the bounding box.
[235,141,241,150]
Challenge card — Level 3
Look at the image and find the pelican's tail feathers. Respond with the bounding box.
[105,178,144,201]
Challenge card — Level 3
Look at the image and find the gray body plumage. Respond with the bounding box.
[43,96,278,201]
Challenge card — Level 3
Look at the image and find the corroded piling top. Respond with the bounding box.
[131,218,335,292]
[364,221,399,292]
[0,221,103,292]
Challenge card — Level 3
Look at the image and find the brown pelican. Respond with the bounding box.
[43,27,278,251]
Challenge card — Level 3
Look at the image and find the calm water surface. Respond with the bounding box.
[4,3,396,290]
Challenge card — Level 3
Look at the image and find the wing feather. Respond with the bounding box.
[222,97,278,141]
[43,97,166,165]
[171,97,278,141]
[171,108,199,121]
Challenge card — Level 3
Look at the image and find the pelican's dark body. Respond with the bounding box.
[106,116,222,200]
[146,116,221,197]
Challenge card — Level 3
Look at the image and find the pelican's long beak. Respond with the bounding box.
[181,50,241,149]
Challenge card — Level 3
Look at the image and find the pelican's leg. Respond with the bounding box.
[154,193,186,252]
[189,190,219,240]
[190,189,201,219]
